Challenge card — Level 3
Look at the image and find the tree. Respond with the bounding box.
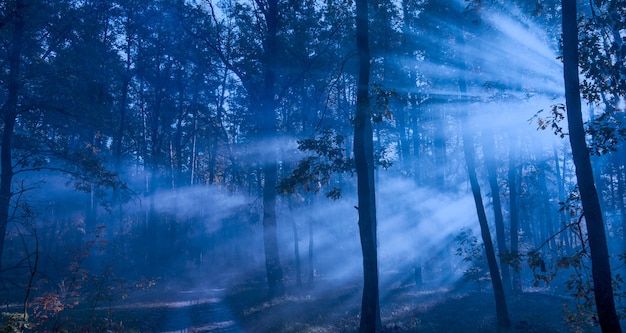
[460,107,511,329]
[354,0,381,331]
[0,0,25,271]
[483,128,512,293]
[258,0,285,299]
[0,0,128,280]
[192,0,293,297]
[561,0,622,331]
[508,138,523,292]
[457,7,510,327]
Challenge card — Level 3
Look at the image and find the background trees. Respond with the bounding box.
[0,0,624,332]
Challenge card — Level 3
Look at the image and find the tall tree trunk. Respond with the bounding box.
[537,162,556,250]
[355,0,381,331]
[619,152,626,259]
[308,214,315,286]
[433,110,446,189]
[562,0,621,331]
[554,145,572,253]
[483,129,512,293]
[508,137,522,292]
[292,219,301,287]
[0,0,24,270]
[261,0,284,299]
[114,76,129,171]
[190,110,197,185]
[457,54,510,325]
[411,111,421,185]
[146,88,163,271]
[461,115,511,328]
[288,198,302,287]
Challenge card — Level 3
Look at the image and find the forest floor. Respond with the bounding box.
[14,272,605,332]
[223,277,601,333]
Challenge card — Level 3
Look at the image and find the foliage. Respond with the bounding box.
[65,144,131,210]
[578,1,626,106]
[532,103,567,138]
[278,129,352,199]
[371,83,399,123]
[21,224,160,332]
[558,187,582,216]
[521,219,624,331]
[533,1,626,154]
[278,126,393,200]
[0,313,28,333]
[585,112,626,155]
[577,0,626,154]
[557,254,597,332]
[454,228,490,291]
[24,227,109,330]
[278,84,398,199]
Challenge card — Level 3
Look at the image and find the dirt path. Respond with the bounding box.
[123,288,242,333]
[57,288,244,332]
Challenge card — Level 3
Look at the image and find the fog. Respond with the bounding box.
[1,0,624,332]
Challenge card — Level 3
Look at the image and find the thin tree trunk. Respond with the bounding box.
[461,115,511,328]
[0,0,24,270]
[355,0,381,331]
[508,137,522,292]
[261,0,284,299]
[537,162,556,250]
[411,111,421,185]
[190,109,197,185]
[619,152,626,259]
[483,128,512,293]
[293,220,301,287]
[114,77,129,171]
[308,214,314,286]
[289,198,302,287]
[562,0,621,331]
[114,19,133,172]
[434,110,446,189]
[457,49,510,325]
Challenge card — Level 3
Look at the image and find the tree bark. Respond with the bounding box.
[457,50,510,325]
[0,0,25,270]
[508,138,522,292]
[308,213,315,286]
[355,0,381,331]
[461,115,511,328]
[562,0,622,331]
[433,110,446,189]
[289,198,302,287]
[483,128,512,293]
[554,146,572,253]
[261,0,284,299]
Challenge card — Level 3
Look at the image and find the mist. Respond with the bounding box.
[1,0,625,332]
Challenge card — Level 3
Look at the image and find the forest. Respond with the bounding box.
[1,0,625,332]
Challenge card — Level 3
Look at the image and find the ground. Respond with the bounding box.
[12,274,603,332]
[223,279,599,333]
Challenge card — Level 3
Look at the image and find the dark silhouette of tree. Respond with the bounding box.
[508,138,523,292]
[460,105,511,329]
[0,0,25,271]
[354,0,381,331]
[456,7,511,326]
[562,0,622,331]
[258,0,285,299]
[483,128,512,293]
[0,0,127,272]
